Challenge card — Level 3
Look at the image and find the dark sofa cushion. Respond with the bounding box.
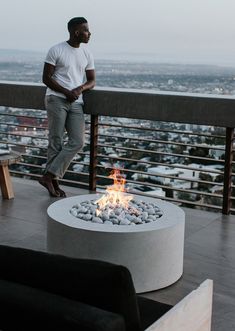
[0,279,125,331]
[137,296,172,330]
[0,245,140,331]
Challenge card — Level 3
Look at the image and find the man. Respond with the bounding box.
[39,17,95,197]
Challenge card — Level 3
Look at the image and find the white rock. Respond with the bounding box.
[146,208,155,215]
[130,215,137,223]
[109,211,116,218]
[135,217,143,224]
[89,206,97,214]
[125,213,133,221]
[80,207,88,213]
[77,213,86,219]
[148,215,157,221]
[70,209,77,217]
[111,218,119,224]
[92,217,103,224]
[141,212,148,221]
[119,218,131,225]
[83,214,92,221]
[156,211,163,216]
[115,208,122,215]
[100,212,109,221]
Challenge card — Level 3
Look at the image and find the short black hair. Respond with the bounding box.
[67,17,87,31]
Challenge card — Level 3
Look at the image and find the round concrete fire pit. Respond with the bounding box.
[47,194,185,293]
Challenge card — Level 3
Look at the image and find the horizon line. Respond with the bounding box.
[0,47,235,68]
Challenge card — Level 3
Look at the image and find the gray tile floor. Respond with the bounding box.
[1,177,235,331]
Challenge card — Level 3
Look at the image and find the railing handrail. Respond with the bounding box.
[1,80,235,127]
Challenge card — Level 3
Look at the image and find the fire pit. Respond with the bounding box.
[47,194,184,293]
[47,169,185,293]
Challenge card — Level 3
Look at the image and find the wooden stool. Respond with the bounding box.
[0,151,21,199]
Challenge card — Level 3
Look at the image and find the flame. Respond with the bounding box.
[95,169,133,215]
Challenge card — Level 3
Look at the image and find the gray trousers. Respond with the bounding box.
[45,95,85,178]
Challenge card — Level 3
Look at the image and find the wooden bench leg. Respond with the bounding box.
[0,165,14,199]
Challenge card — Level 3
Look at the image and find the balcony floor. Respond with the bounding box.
[1,177,235,331]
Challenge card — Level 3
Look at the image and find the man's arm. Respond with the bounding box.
[42,63,78,102]
[72,69,96,97]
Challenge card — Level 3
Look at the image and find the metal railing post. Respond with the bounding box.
[89,114,99,191]
[222,127,234,214]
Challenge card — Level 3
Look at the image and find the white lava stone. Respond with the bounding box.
[142,206,149,212]
[141,212,148,221]
[70,209,78,217]
[135,217,143,224]
[130,215,137,222]
[119,218,131,225]
[125,213,133,221]
[89,206,97,214]
[92,217,103,224]
[83,214,92,221]
[148,215,157,221]
[146,208,155,215]
[109,211,116,218]
[156,211,163,215]
[100,212,109,221]
[80,207,88,213]
[130,216,140,224]
[77,213,86,219]
[115,208,122,215]
[111,218,119,224]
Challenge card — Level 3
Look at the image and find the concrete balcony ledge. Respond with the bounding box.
[1,80,235,127]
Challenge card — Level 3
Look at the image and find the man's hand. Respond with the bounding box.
[65,90,77,103]
[72,86,84,97]
[65,86,83,103]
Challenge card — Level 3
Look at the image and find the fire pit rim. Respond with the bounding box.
[47,194,185,234]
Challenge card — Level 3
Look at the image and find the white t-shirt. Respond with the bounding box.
[45,41,95,103]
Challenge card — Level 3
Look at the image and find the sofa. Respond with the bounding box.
[0,244,213,331]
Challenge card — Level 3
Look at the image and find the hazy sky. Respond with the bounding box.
[1,0,235,65]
